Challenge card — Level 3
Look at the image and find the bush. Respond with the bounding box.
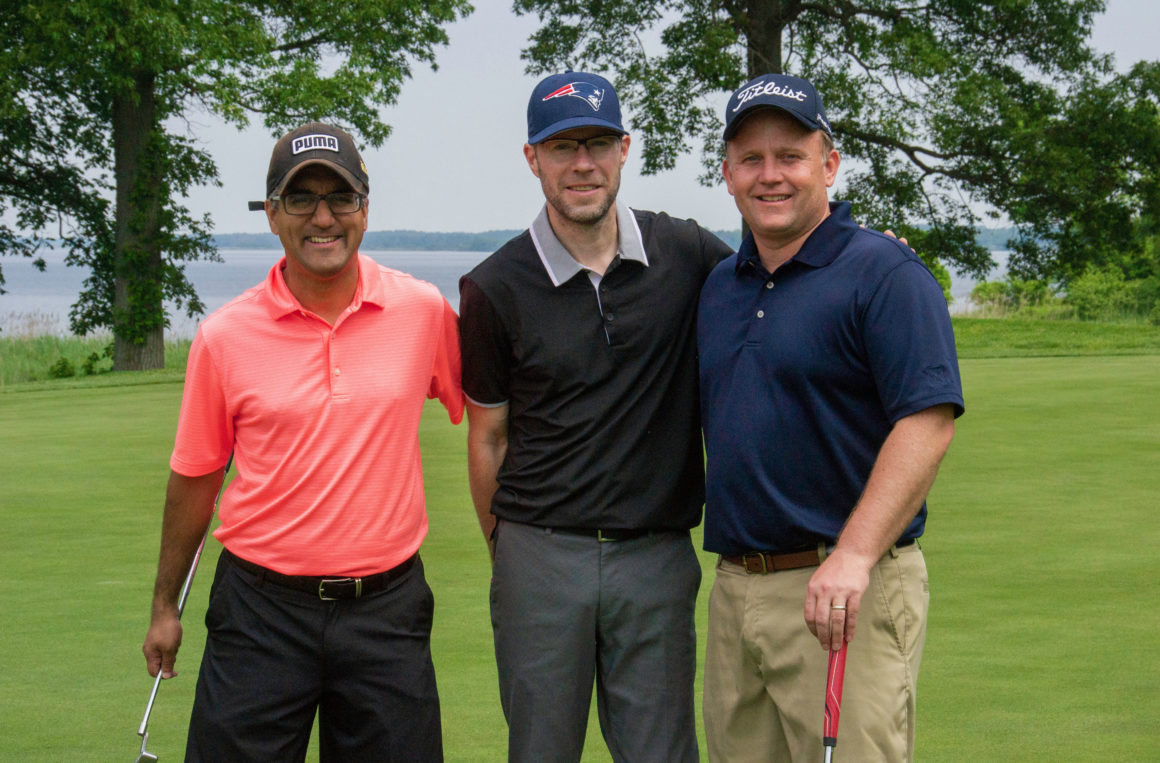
[1066,265,1132,321]
[47,357,76,378]
[969,278,1060,315]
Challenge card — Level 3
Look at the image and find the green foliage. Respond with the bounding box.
[1066,264,1130,320]
[46,356,75,378]
[1,0,473,369]
[1065,264,1160,322]
[968,266,1160,324]
[1,334,190,386]
[970,278,1060,314]
[513,0,1160,285]
[998,62,1160,282]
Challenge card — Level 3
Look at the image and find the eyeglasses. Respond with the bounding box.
[271,192,366,216]
[538,134,623,162]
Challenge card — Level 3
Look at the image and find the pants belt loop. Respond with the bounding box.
[817,542,829,564]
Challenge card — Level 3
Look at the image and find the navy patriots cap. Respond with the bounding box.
[723,74,833,141]
[527,71,626,144]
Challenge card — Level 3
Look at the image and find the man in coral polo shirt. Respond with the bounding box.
[141,122,463,761]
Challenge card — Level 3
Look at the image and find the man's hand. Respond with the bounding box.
[804,547,875,650]
[883,229,913,251]
[143,609,183,679]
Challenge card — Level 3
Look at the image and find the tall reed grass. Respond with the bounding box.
[1,311,191,386]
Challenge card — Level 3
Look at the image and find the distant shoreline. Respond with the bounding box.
[214,226,1019,253]
[213,228,746,251]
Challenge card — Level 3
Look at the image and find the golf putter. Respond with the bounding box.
[823,642,848,763]
[135,457,232,762]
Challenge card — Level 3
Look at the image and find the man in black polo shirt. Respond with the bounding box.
[459,71,731,762]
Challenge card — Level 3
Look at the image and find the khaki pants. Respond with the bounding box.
[704,544,928,763]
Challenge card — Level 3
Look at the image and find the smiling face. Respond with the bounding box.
[722,108,839,267]
[265,164,368,290]
[524,126,630,229]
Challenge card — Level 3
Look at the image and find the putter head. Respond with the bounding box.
[136,731,159,762]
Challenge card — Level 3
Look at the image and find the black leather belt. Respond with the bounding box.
[223,548,415,600]
[550,527,651,542]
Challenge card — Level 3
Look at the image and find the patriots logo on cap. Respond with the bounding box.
[543,82,605,112]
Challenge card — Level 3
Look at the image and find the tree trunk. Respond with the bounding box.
[111,73,165,371]
[746,0,799,77]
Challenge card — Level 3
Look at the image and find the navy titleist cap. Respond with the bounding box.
[723,74,833,141]
[256,122,369,209]
[527,71,626,144]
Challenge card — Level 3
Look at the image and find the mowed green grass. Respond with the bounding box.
[1,352,1158,760]
[920,355,1160,760]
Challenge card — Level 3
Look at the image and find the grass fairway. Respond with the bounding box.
[1,351,1158,760]
[921,355,1160,760]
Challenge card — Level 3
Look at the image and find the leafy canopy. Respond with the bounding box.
[514,0,1160,283]
[1,0,471,349]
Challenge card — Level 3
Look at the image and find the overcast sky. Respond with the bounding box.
[166,1,1160,234]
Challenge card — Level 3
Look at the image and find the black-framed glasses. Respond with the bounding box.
[271,192,366,216]
[539,134,623,162]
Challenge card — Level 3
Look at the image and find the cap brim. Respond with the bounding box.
[529,117,627,145]
[270,159,368,197]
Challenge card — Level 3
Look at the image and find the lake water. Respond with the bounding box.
[0,247,1003,338]
[0,248,492,338]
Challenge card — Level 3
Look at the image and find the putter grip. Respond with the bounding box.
[823,643,848,747]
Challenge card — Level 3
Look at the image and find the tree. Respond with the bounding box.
[1,0,471,369]
[512,0,1159,284]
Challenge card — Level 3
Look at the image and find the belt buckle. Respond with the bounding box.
[740,553,769,574]
[318,577,362,600]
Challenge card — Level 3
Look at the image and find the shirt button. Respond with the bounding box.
[334,368,342,376]
[765,281,775,289]
[756,310,765,318]
[606,312,616,322]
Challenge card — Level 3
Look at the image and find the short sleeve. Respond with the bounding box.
[170,329,234,476]
[428,297,465,424]
[863,260,965,422]
[458,276,512,406]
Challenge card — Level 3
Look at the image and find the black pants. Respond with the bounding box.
[186,551,443,762]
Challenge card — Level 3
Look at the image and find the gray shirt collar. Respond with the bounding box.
[528,200,649,287]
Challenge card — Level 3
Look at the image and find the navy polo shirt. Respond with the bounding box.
[460,202,732,530]
[698,202,964,555]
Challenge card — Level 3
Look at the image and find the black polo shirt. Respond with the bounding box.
[459,202,732,530]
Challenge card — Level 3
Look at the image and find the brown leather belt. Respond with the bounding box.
[223,548,416,600]
[722,549,822,574]
[724,538,915,574]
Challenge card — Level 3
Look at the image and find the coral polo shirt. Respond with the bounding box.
[171,254,464,576]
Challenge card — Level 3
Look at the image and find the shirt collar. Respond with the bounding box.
[736,201,858,275]
[263,253,385,320]
[528,200,649,287]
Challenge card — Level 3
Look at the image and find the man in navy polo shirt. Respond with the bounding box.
[459,71,731,762]
[698,73,964,762]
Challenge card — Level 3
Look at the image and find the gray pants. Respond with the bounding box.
[490,519,701,763]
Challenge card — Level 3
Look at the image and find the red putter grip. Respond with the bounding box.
[823,643,848,748]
